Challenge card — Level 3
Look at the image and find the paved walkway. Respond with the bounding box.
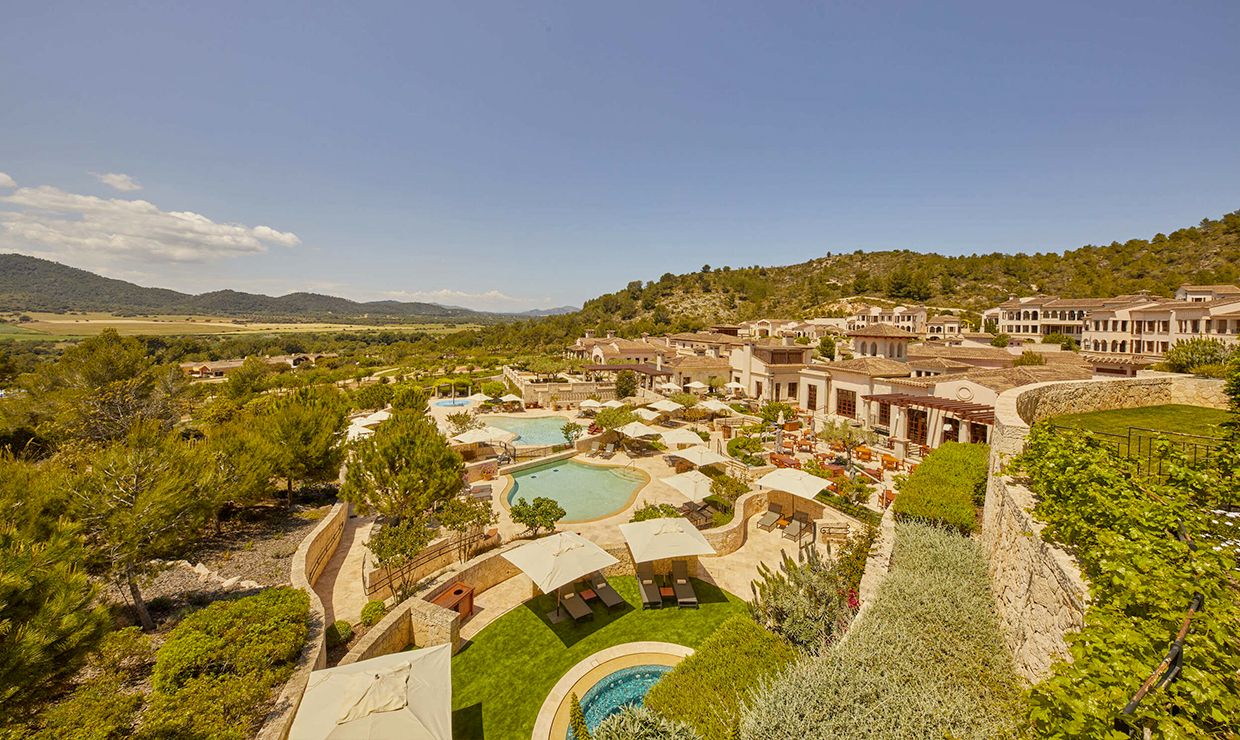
[313,510,376,625]
[697,514,834,596]
[459,572,534,641]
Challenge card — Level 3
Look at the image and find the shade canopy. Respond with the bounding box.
[579,399,602,409]
[670,445,730,468]
[724,381,746,390]
[289,645,452,740]
[634,408,661,422]
[699,399,732,414]
[619,517,717,563]
[466,393,492,402]
[359,409,392,427]
[660,428,705,448]
[499,394,524,403]
[501,532,619,594]
[648,399,684,414]
[756,468,830,501]
[656,381,681,391]
[685,381,708,390]
[600,399,627,409]
[617,421,662,438]
[346,423,375,442]
[661,470,715,500]
[451,426,518,445]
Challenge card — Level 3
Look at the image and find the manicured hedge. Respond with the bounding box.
[740,523,1027,739]
[891,441,988,534]
[645,615,797,739]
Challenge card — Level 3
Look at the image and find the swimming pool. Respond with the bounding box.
[434,398,471,408]
[570,664,673,738]
[507,459,647,522]
[485,415,572,447]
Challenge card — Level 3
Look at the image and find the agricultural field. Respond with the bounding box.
[0,312,480,339]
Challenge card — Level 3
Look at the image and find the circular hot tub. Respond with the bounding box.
[570,663,673,737]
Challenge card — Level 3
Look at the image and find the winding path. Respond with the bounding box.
[313,509,376,624]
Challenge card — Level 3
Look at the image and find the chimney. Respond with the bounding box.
[641,332,649,339]
[655,354,663,370]
[584,329,594,339]
[606,330,615,339]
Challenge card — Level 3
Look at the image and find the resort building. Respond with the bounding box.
[905,344,1015,370]
[1176,284,1240,302]
[661,331,746,356]
[1083,296,1240,359]
[664,354,732,391]
[925,314,964,337]
[845,323,917,360]
[177,353,336,378]
[846,304,927,334]
[567,332,669,364]
[738,318,801,338]
[798,357,912,423]
[728,342,814,403]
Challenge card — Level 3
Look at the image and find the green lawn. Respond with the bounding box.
[1052,404,1230,439]
[451,575,746,739]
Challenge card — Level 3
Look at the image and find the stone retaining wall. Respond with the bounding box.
[982,373,1226,682]
[256,502,348,740]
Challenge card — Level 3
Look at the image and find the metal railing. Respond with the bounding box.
[1050,425,1226,482]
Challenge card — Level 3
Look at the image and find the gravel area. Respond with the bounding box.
[102,503,331,617]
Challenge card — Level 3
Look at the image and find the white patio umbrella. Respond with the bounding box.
[451,426,518,445]
[660,428,705,448]
[670,445,730,468]
[685,381,708,391]
[724,381,746,391]
[634,408,661,422]
[360,409,392,427]
[661,470,715,500]
[756,468,831,519]
[619,517,716,563]
[289,645,452,740]
[466,392,492,402]
[657,381,681,392]
[617,421,662,438]
[600,399,627,409]
[579,399,602,409]
[501,532,619,608]
[347,423,375,442]
[699,399,733,415]
[648,399,684,414]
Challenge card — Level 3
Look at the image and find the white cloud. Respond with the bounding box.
[92,172,143,191]
[0,181,300,264]
[383,288,544,312]
[0,172,15,189]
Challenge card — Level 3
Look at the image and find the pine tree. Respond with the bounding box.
[341,411,464,522]
[253,387,346,505]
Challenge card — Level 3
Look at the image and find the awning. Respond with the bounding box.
[860,392,995,424]
[289,645,452,740]
[660,428,705,448]
[619,517,717,563]
[501,532,619,594]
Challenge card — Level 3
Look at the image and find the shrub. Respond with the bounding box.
[137,672,272,740]
[152,587,308,693]
[727,436,765,466]
[31,673,142,740]
[1041,332,1079,350]
[360,600,386,627]
[814,490,881,527]
[1013,425,1240,737]
[991,333,1011,347]
[1013,350,1046,366]
[1160,337,1234,373]
[595,705,702,740]
[646,616,797,739]
[740,523,1027,739]
[891,442,988,534]
[748,528,875,653]
[326,620,353,648]
[629,503,681,522]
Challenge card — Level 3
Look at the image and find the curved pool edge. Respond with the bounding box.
[533,642,694,740]
[500,457,652,525]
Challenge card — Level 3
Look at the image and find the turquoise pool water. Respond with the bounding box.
[485,415,571,447]
[569,664,673,738]
[434,398,471,407]
[507,460,646,522]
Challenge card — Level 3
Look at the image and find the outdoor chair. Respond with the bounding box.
[558,586,593,623]
[671,560,698,608]
[636,563,663,609]
[588,571,625,611]
[600,443,616,459]
[756,502,784,532]
[783,512,811,542]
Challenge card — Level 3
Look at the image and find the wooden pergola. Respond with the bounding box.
[861,393,995,425]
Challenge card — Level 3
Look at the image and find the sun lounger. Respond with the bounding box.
[756,503,784,532]
[600,443,616,460]
[783,512,810,542]
[636,563,662,609]
[671,560,698,608]
[559,586,593,622]
[589,571,625,610]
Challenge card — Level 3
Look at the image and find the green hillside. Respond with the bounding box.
[574,209,1240,327]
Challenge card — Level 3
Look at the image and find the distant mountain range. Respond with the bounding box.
[0,254,575,322]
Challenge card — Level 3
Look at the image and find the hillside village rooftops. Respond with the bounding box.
[926,315,961,324]
[888,364,1092,393]
[907,345,1014,363]
[821,357,912,377]
[1178,284,1240,293]
[845,323,918,338]
[665,331,747,346]
[906,357,974,371]
[666,355,731,370]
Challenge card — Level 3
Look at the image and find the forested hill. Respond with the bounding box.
[572,210,1240,327]
[0,254,492,321]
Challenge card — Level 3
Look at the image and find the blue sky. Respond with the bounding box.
[2,1,1239,311]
